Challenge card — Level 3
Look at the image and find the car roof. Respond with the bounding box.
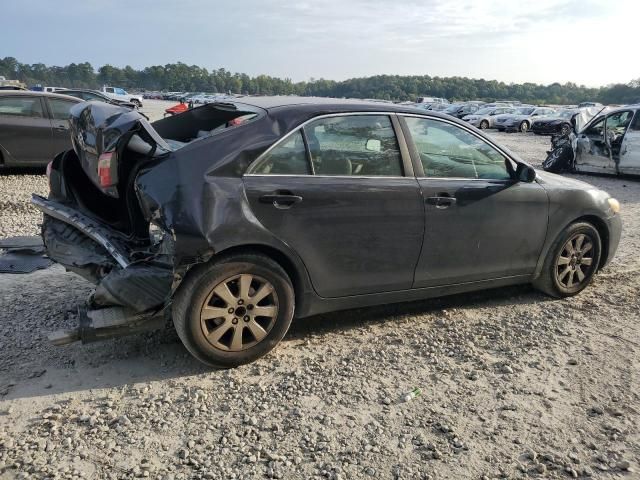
[0,90,82,102]
[230,95,453,116]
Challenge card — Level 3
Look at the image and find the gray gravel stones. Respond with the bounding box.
[1,131,639,478]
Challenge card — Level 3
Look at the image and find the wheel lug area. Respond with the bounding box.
[237,299,244,305]
[232,318,238,325]
[247,304,254,311]
[228,308,234,314]
[243,315,250,322]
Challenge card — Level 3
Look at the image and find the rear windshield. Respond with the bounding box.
[151,104,260,148]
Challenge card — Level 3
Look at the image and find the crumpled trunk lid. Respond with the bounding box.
[69,102,172,198]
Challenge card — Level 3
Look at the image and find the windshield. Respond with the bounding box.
[558,110,574,119]
[475,107,493,115]
[516,107,535,115]
[444,105,461,113]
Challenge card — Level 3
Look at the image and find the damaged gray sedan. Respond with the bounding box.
[34,98,622,367]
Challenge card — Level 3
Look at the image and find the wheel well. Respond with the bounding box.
[212,244,305,306]
[574,215,609,270]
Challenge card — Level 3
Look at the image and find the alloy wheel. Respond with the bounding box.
[555,233,595,289]
[199,274,278,351]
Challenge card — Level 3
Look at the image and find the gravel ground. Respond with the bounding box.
[0,130,638,479]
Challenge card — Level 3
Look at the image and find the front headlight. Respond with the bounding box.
[608,197,620,214]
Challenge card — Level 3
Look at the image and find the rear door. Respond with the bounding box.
[243,113,425,298]
[400,115,548,287]
[45,96,79,158]
[0,95,52,166]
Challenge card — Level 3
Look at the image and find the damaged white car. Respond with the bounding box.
[544,106,640,176]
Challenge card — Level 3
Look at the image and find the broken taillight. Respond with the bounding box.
[97,151,116,187]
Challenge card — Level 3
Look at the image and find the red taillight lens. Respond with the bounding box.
[97,152,115,187]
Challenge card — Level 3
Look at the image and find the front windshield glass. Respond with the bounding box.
[475,107,493,115]
[558,110,574,119]
[444,105,461,113]
[516,107,535,115]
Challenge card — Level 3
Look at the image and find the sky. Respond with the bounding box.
[2,0,637,87]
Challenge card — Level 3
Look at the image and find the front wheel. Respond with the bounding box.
[131,99,142,108]
[533,222,601,297]
[519,121,529,133]
[172,253,294,368]
[479,120,489,130]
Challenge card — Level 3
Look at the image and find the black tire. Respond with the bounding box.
[172,253,295,368]
[131,99,142,108]
[533,222,601,298]
[519,121,529,133]
[479,120,489,130]
[560,123,571,135]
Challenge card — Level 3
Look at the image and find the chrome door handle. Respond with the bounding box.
[259,194,303,209]
[426,196,457,209]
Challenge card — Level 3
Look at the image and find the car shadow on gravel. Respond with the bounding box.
[1,283,554,401]
[0,167,46,176]
[286,284,551,338]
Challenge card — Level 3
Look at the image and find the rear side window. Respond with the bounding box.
[248,130,310,175]
[48,98,77,120]
[630,111,640,131]
[0,96,45,118]
[304,115,402,176]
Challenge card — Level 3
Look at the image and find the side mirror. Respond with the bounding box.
[365,138,382,152]
[516,164,536,183]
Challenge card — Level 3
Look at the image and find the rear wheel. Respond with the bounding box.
[172,253,294,368]
[519,121,529,133]
[533,222,601,297]
[479,120,489,130]
[131,99,142,108]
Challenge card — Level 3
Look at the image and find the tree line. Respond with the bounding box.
[2,56,639,105]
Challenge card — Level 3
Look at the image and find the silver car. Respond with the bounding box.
[461,106,516,129]
[494,107,556,133]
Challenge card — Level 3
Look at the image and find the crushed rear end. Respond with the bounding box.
[32,101,262,344]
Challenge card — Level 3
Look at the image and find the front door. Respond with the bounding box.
[243,114,425,298]
[619,110,640,175]
[401,115,549,287]
[0,96,52,165]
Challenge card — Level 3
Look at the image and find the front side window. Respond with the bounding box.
[48,98,77,120]
[629,111,640,131]
[404,117,511,180]
[606,111,633,131]
[105,87,114,93]
[304,115,402,176]
[0,97,44,118]
[248,130,310,175]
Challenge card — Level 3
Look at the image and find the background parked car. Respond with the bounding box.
[100,86,143,107]
[462,106,516,129]
[494,106,556,133]
[60,89,137,109]
[443,103,482,119]
[532,109,577,135]
[0,91,81,167]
